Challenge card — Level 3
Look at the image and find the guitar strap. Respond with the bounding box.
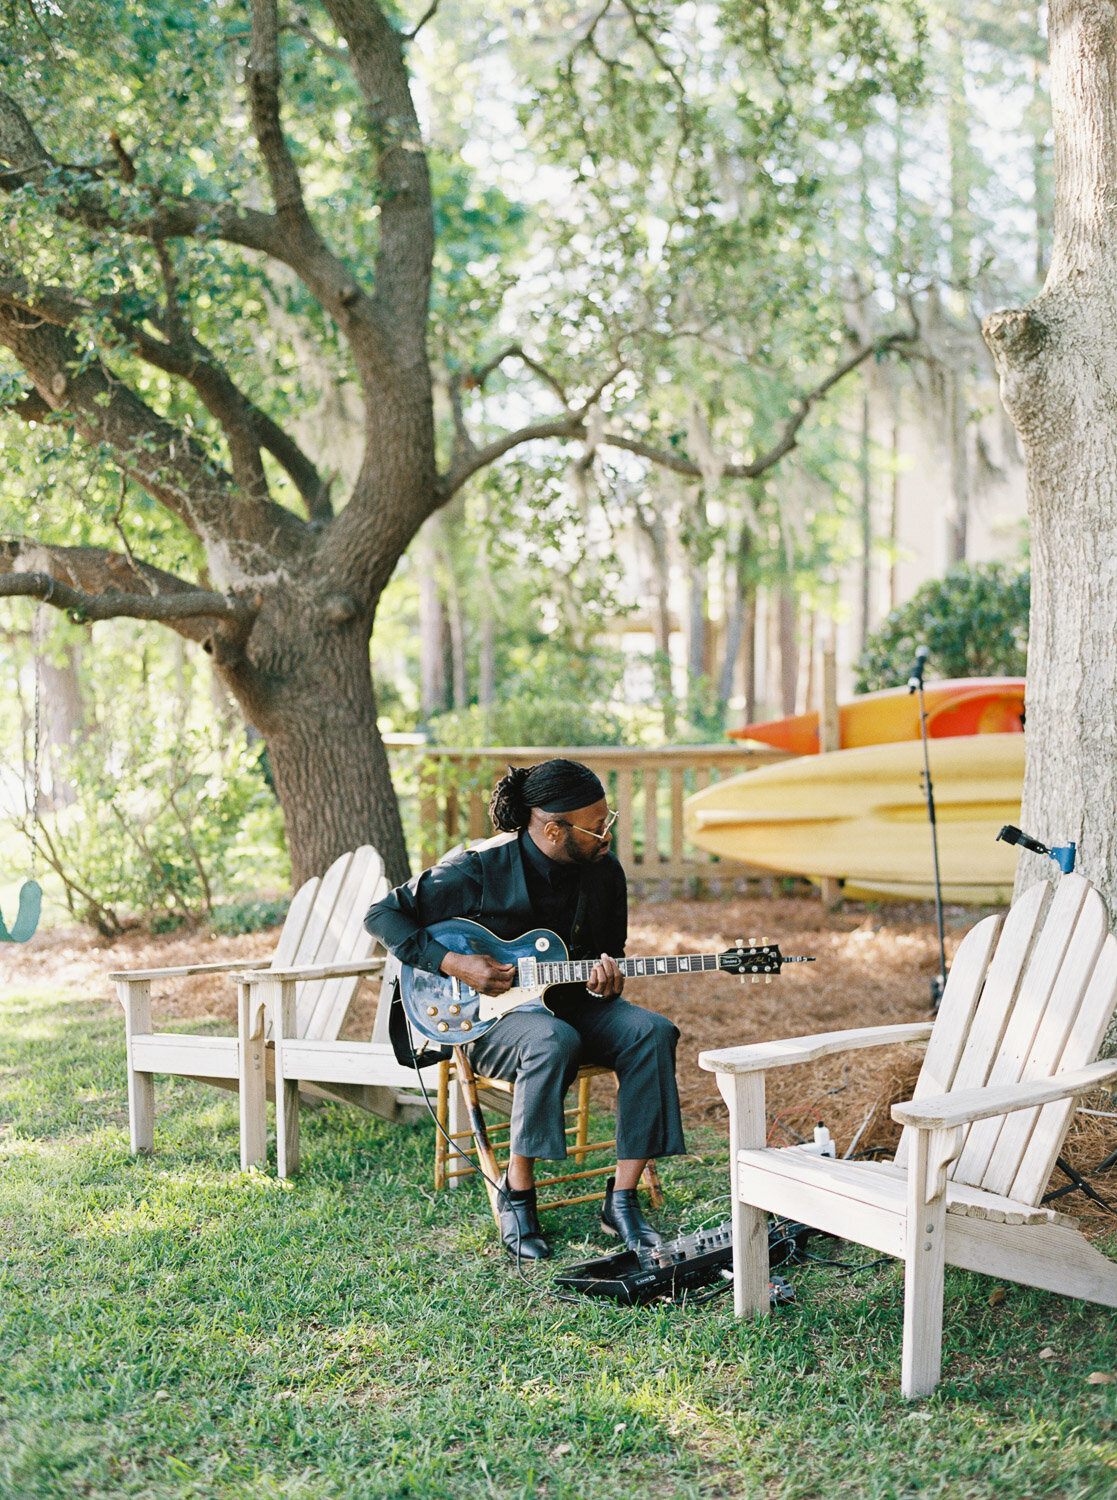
[387,975,452,1070]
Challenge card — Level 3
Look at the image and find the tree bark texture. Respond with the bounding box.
[983,1,1117,1025]
[209,584,406,887]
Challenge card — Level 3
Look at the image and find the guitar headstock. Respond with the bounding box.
[718,939,815,977]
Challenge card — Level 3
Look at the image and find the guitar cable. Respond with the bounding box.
[402,1044,589,1300]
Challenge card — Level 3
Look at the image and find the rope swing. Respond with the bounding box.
[1,608,43,943]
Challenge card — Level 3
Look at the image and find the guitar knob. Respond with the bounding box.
[437,1022,450,1033]
[426,1006,437,1016]
[448,1004,460,1015]
[460,1020,472,1031]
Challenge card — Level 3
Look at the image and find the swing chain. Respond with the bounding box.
[29,606,42,879]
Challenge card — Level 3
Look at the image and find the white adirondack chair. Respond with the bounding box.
[229,947,422,1177]
[699,873,1117,1398]
[113,846,416,1168]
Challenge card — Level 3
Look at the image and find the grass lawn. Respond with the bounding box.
[2,978,1117,1500]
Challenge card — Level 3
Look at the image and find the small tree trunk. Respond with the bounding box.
[741,588,757,723]
[778,588,798,715]
[37,618,83,809]
[687,555,707,688]
[418,524,448,716]
[477,528,495,709]
[858,381,873,650]
[633,497,677,737]
[717,525,747,705]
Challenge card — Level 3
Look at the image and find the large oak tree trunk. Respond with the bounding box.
[227,608,408,888]
[983,2,1117,1048]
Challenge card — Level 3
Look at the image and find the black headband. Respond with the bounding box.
[523,759,605,814]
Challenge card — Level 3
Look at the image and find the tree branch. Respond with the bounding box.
[319,1,434,361]
[0,89,383,378]
[281,20,349,61]
[0,539,258,655]
[0,308,304,577]
[475,343,571,406]
[403,1,441,40]
[441,416,585,498]
[439,334,912,499]
[0,273,330,527]
[247,0,311,221]
[446,370,478,473]
[741,332,913,477]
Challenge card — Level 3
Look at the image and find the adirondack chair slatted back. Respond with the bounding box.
[263,846,388,1042]
[270,873,322,969]
[895,874,1117,1206]
[894,883,1048,1174]
[969,884,1106,1194]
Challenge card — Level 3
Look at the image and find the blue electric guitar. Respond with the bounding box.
[399,918,814,1045]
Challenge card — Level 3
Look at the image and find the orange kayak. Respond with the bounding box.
[729,678,1025,755]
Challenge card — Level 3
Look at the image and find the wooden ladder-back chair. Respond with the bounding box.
[699,872,1117,1399]
[433,1051,664,1224]
[114,847,411,1168]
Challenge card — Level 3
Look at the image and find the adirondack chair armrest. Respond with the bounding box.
[891,1058,1117,1130]
[699,1021,934,1076]
[110,958,272,983]
[228,957,387,986]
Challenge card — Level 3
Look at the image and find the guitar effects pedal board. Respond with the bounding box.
[554,1220,801,1307]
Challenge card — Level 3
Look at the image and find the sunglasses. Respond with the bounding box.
[556,808,618,841]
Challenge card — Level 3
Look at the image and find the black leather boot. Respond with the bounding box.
[600,1175,663,1250]
[497,1174,551,1260]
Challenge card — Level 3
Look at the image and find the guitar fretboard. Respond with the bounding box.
[538,953,721,984]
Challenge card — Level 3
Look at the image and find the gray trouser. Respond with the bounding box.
[465,996,686,1162]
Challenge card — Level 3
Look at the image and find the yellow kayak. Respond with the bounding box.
[684,734,1024,903]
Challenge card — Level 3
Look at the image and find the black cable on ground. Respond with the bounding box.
[405,1051,591,1303]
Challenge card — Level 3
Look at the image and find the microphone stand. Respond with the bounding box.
[909,647,947,1010]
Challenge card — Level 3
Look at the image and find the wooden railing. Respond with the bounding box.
[387,743,787,892]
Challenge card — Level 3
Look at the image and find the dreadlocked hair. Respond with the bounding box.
[489,766,532,831]
[488,759,607,832]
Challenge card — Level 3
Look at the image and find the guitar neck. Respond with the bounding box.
[537,952,721,985]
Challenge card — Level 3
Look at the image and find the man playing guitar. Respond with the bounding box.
[365,758,685,1260]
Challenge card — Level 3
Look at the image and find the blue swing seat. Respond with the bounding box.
[0,879,42,943]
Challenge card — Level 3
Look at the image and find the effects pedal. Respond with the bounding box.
[555,1220,801,1307]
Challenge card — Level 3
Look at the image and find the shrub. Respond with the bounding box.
[855,562,1029,693]
[27,725,288,935]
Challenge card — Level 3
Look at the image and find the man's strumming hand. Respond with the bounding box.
[440,950,516,997]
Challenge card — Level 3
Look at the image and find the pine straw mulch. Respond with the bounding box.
[4,892,1117,1240]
